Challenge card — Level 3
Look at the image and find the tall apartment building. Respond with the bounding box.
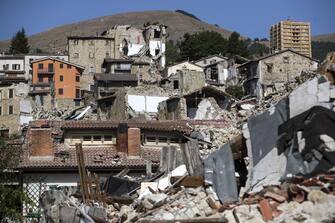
[270,20,312,57]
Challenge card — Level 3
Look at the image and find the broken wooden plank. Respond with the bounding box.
[181,139,203,176]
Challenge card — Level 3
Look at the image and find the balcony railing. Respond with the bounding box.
[37,68,54,74]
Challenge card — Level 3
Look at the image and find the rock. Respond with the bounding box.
[142,198,154,209]
[87,206,107,223]
[307,190,328,204]
[160,211,175,220]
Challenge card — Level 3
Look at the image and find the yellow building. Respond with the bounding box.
[270,20,312,57]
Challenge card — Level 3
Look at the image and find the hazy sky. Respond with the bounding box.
[0,0,333,41]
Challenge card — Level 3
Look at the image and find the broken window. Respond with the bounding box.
[155,49,160,56]
[8,89,13,98]
[8,105,13,115]
[154,29,161,38]
[173,80,179,89]
[283,56,289,64]
[0,129,9,139]
[266,63,273,73]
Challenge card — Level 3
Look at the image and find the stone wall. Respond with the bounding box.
[179,70,206,95]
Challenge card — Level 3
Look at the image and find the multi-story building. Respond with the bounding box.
[270,20,312,57]
[30,57,84,108]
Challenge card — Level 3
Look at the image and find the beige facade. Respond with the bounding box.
[68,37,115,75]
[270,20,312,57]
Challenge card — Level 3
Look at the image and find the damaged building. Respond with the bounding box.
[239,49,319,99]
[158,86,233,120]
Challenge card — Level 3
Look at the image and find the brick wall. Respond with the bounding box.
[29,128,54,158]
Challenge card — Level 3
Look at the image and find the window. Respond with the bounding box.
[9,89,13,98]
[83,136,91,142]
[93,136,101,142]
[12,64,20,70]
[147,136,156,142]
[106,52,110,57]
[158,137,167,143]
[38,76,43,82]
[73,53,79,58]
[48,63,54,72]
[67,64,71,69]
[266,63,273,73]
[73,39,79,45]
[173,80,179,89]
[3,64,9,70]
[76,75,80,82]
[0,106,2,116]
[38,63,43,69]
[105,40,110,45]
[104,135,113,142]
[76,89,80,98]
[0,90,2,99]
[116,63,121,70]
[9,105,13,115]
[170,138,179,143]
[60,63,64,68]
[60,75,63,82]
[283,56,289,64]
[58,88,63,95]
[29,69,33,75]
[89,52,94,58]
[89,40,94,45]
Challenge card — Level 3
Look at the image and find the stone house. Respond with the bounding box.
[160,68,206,95]
[194,55,230,85]
[238,49,319,99]
[158,86,232,120]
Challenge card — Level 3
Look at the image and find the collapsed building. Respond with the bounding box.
[68,24,167,89]
[158,86,233,120]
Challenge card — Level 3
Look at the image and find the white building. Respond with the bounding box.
[167,61,203,77]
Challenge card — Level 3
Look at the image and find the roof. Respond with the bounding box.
[193,54,228,64]
[168,60,203,69]
[68,36,114,40]
[166,85,234,102]
[19,146,161,170]
[103,58,134,64]
[0,55,25,60]
[238,49,318,68]
[61,120,192,134]
[94,73,138,82]
[30,57,85,70]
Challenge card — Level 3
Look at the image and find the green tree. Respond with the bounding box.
[248,42,269,58]
[165,40,181,66]
[226,85,245,99]
[9,28,30,54]
[226,32,249,58]
[179,31,227,61]
[0,137,30,221]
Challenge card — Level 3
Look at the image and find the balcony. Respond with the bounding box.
[29,83,51,95]
[0,73,26,83]
[37,68,54,75]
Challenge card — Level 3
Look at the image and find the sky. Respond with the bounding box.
[0,0,334,41]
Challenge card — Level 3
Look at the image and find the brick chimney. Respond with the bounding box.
[29,128,54,160]
[127,128,141,156]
